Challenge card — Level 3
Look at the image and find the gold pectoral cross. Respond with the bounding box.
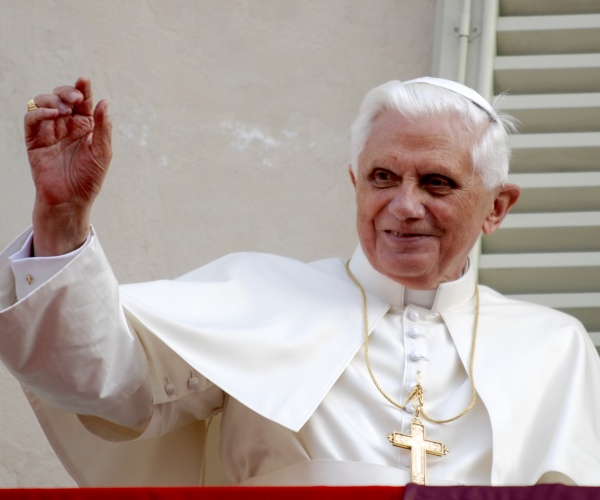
[388,416,449,485]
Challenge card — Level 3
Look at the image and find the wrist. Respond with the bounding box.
[32,202,91,256]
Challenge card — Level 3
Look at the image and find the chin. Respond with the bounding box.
[376,256,435,288]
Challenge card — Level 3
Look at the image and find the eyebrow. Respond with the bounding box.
[367,158,461,177]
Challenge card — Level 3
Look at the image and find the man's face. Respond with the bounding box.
[352,110,511,290]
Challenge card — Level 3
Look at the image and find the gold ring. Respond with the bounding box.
[27,99,38,112]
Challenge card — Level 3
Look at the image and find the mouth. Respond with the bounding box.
[385,230,427,238]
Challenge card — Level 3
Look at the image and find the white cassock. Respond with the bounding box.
[0,228,599,486]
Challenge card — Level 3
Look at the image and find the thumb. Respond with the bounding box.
[91,99,113,166]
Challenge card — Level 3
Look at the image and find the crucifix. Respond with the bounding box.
[388,414,449,485]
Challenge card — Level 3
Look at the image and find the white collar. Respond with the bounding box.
[347,245,476,313]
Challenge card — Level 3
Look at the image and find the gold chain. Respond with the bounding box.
[345,260,479,425]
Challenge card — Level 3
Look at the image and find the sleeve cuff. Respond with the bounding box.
[9,230,92,300]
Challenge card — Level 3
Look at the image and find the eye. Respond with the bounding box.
[369,168,397,187]
[421,174,456,193]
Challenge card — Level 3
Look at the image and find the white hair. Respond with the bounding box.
[350,79,518,190]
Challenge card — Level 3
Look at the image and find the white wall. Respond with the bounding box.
[0,0,435,487]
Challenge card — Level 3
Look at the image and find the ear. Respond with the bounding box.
[482,183,521,235]
[349,165,357,188]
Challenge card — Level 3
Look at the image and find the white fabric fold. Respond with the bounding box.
[120,251,390,431]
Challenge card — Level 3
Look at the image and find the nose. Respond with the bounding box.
[388,183,426,220]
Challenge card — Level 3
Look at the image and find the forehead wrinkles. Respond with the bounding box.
[361,114,475,173]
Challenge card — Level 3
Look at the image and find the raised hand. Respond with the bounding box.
[24,77,112,256]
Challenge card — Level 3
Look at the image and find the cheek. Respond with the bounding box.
[355,193,371,229]
[430,202,474,240]
[356,206,376,236]
[356,189,385,220]
[439,202,489,248]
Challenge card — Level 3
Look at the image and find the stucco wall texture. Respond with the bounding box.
[0,0,435,487]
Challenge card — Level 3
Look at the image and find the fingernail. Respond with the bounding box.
[58,103,71,114]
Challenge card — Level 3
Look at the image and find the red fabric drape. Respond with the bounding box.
[0,486,404,500]
[2,485,600,499]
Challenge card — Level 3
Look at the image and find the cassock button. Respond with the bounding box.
[409,350,424,362]
[165,383,176,396]
[405,402,415,414]
[408,326,421,338]
[408,310,420,322]
[188,377,200,390]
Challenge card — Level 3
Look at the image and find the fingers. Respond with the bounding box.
[24,103,59,143]
[30,93,75,115]
[24,77,95,142]
[52,79,88,115]
[73,77,94,116]
[24,92,70,143]
[28,77,92,118]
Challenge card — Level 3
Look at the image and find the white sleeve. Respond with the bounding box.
[0,227,151,429]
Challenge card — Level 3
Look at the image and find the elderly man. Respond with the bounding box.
[0,77,598,487]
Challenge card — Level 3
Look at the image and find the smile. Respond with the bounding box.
[386,230,427,238]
